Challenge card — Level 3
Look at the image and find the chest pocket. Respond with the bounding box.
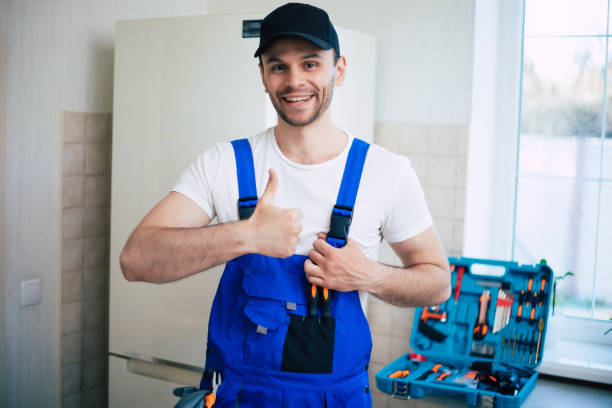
[239,254,309,306]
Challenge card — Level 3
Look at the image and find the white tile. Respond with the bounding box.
[427,124,457,155]
[455,157,467,188]
[62,239,84,272]
[454,188,466,220]
[62,208,84,241]
[369,302,393,336]
[389,335,410,361]
[370,333,392,364]
[453,222,464,253]
[424,187,454,220]
[406,154,427,182]
[61,302,82,335]
[375,122,400,151]
[63,144,85,177]
[61,333,82,366]
[62,176,85,208]
[400,123,428,154]
[426,156,456,188]
[61,363,82,396]
[456,124,469,156]
[62,271,82,305]
[82,357,107,390]
[63,111,86,144]
[434,220,454,250]
[390,306,415,339]
[86,113,112,145]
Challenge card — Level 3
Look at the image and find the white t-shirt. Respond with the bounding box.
[172,127,432,262]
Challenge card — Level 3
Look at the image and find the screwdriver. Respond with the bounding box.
[454,265,465,305]
[538,278,547,308]
[321,287,332,319]
[308,284,318,317]
[535,318,545,362]
[516,290,525,322]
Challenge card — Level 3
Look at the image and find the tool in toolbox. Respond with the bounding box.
[453,264,465,304]
[472,289,491,340]
[375,257,553,407]
[418,306,448,342]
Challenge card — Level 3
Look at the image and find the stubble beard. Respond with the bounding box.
[270,77,335,127]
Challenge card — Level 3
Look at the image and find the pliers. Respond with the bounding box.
[204,371,221,408]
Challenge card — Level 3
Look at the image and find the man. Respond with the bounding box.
[120,3,450,407]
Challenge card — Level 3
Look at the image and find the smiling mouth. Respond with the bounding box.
[282,95,313,104]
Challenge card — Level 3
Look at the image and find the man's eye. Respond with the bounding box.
[305,62,318,69]
[271,65,286,72]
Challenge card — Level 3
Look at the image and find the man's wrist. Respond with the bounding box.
[234,218,258,255]
[359,259,387,295]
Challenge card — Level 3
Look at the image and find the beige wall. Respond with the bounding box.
[3,1,474,406]
[4,1,206,406]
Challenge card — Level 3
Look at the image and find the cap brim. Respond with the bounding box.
[254,32,333,57]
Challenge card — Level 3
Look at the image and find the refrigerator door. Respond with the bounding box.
[110,13,270,371]
[109,12,375,404]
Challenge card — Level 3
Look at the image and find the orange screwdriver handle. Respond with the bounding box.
[308,284,318,317]
[321,287,333,318]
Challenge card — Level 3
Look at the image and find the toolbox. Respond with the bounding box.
[375,257,554,408]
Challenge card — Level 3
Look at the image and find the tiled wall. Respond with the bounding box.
[369,121,468,408]
[60,111,112,408]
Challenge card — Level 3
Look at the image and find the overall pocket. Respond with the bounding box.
[281,315,336,373]
[243,301,290,370]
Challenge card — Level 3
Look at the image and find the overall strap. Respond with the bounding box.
[326,138,370,248]
[231,139,258,220]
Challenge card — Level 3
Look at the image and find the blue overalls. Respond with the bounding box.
[200,137,373,407]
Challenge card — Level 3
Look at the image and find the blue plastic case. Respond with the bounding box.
[375,257,554,407]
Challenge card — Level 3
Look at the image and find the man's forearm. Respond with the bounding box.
[366,262,451,307]
[120,221,253,283]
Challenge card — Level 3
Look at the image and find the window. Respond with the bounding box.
[466,0,612,382]
[515,0,611,321]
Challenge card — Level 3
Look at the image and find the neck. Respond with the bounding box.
[274,110,347,165]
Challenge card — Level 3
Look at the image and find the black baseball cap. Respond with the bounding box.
[254,3,340,58]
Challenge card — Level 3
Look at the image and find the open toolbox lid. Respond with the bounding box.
[410,257,554,369]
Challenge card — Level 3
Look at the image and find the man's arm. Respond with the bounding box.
[304,226,451,307]
[120,169,302,283]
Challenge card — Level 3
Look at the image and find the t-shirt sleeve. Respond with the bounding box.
[170,145,221,220]
[381,158,433,243]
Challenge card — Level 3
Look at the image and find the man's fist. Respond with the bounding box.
[247,169,302,258]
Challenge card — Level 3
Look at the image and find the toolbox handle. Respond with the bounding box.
[450,257,517,278]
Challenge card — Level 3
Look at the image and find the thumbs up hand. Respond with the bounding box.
[246,169,302,258]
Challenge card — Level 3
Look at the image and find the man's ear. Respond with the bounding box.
[259,63,269,93]
[334,56,347,87]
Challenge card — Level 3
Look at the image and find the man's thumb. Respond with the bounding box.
[260,168,278,204]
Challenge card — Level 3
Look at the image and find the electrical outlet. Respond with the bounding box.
[20,278,41,306]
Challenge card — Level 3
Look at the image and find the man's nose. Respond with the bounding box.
[285,67,306,89]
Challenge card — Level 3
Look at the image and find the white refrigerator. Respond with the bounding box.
[109,13,376,407]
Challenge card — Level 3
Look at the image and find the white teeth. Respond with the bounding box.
[285,95,311,102]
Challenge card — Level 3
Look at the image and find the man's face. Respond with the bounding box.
[259,36,346,127]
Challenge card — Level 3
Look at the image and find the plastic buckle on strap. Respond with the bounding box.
[327,205,353,248]
[238,196,258,220]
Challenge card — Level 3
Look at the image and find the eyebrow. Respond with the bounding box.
[264,53,323,65]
